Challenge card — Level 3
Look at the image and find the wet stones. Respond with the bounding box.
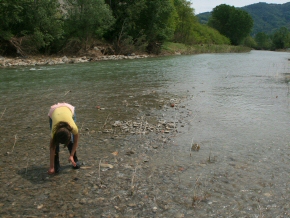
[191,143,200,151]
[125,150,135,156]
[102,129,113,133]
[0,54,150,67]
[110,118,178,135]
[100,163,114,169]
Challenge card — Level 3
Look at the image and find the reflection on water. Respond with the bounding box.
[1,50,290,217]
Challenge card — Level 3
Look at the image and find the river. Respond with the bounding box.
[0,50,290,217]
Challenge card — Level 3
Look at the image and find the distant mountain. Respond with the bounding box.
[197,12,211,25]
[196,2,290,35]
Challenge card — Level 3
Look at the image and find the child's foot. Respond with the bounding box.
[48,168,55,175]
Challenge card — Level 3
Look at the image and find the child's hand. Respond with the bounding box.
[68,155,76,167]
[48,167,55,174]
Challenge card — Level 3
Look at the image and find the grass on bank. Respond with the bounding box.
[161,42,252,55]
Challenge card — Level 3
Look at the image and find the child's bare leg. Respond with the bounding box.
[48,141,55,174]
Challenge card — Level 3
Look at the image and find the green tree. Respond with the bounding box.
[0,0,24,40]
[173,0,230,45]
[272,27,290,49]
[105,0,177,54]
[255,32,272,50]
[21,0,64,53]
[138,0,177,53]
[208,4,253,45]
[192,24,230,45]
[173,0,197,44]
[0,0,64,55]
[243,36,257,48]
[64,0,115,45]
[104,0,148,54]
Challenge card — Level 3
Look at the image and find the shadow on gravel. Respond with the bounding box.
[17,164,72,184]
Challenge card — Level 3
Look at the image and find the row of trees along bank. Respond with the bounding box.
[1,0,260,57]
[247,27,290,50]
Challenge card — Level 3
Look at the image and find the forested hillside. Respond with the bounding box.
[197,2,290,35]
[0,0,230,57]
[2,0,287,57]
[243,2,290,35]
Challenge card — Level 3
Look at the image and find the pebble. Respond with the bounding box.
[191,143,200,151]
[37,204,43,209]
[100,163,114,169]
[128,203,136,207]
[80,198,87,204]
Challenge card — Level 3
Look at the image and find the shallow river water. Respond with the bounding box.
[0,50,290,217]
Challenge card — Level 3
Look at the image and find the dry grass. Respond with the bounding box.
[191,175,210,207]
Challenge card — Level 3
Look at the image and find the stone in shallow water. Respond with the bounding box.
[100,163,113,169]
[191,143,200,151]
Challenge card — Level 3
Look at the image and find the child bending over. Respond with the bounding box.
[48,103,81,174]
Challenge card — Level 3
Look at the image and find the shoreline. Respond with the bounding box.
[0,44,255,68]
[0,54,152,68]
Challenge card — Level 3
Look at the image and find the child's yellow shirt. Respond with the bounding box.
[50,107,78,137]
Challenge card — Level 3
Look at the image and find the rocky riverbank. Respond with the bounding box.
[0,43,255,68]
[0,54,151,67]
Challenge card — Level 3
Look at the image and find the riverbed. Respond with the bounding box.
[0,50,290,217]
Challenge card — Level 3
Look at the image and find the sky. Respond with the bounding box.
[190,0,290,14]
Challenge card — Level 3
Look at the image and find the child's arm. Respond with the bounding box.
[68,133,79,166]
